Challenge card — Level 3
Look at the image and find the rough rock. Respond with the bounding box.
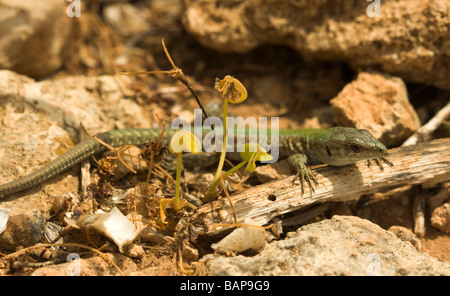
[140,226,176,245]
[431,202,450,233]
[388,225,421,250]
[0,0,78,78]
[330,71,421,147]
[0,70,150,213]
[254,159,291,183]
[123,243,145,259]
[103,2,148,37]
[183,0,450,89]
[0,209,45,251]
[205,216,450,276]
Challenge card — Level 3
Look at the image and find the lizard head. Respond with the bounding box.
[324,127,387,166]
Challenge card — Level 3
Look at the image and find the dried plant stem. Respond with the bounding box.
[121,39,210,120]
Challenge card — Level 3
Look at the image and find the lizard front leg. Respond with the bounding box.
[367,156,394,171]
[287,153,319,196]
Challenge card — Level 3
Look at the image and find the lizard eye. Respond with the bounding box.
[350,144,361,152]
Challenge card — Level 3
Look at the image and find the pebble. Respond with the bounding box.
[0,209,45,251]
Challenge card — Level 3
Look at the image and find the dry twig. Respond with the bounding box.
[403,100,450,146]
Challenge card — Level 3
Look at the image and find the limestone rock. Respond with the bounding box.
[0,0,78,78]
[183,0,450,89]
[0,209,45,251]
[205,216,450,275]
[431,203,450,233]
[254,159,290,183]
[103,2,148,36]
[330,71,420,147]
[0,70,150,213]
[388,225,421,250]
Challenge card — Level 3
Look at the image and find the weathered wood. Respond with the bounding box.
[402,101,450,146]
[192,138,450,231]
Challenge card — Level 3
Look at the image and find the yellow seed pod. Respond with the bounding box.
[169,130,202,154]
[215,75,248,104]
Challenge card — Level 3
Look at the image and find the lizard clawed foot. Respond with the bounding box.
[292,165,319,196]
[367,156,394,171]
[287,154,319,197]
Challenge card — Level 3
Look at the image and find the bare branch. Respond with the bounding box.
[403,101,450,146]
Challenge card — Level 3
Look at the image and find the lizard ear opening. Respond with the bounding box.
[326,144,332,157]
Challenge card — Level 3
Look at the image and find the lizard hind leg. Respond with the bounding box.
[287,153,319,196]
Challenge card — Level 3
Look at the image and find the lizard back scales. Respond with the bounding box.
[0,127,388,197]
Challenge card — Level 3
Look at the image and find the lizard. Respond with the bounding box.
[0,127,392,197]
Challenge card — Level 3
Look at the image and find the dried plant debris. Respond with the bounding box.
[65,207,140,253]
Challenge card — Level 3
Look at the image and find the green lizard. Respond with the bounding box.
[0,127,392,197]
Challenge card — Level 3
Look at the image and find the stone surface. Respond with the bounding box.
[431,202,450,233]
[103,2,148,37]
[0,209,45,251]
[388,225,421,250]
[0,0,78,78]
[0,70,151,214]
[254,159,291,183]
[183,0,450,89]
[205,216,450,276]
[330,71,421,147]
